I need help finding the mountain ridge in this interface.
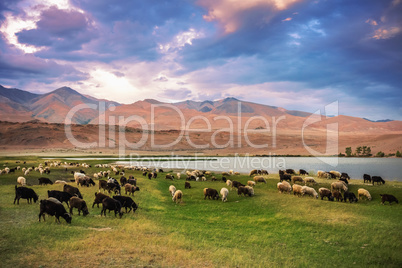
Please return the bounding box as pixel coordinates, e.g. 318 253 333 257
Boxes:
0 85 398 127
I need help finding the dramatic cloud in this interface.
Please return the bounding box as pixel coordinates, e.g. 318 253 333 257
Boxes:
0 0 401 120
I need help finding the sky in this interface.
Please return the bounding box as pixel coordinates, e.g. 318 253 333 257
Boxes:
0 0 401 120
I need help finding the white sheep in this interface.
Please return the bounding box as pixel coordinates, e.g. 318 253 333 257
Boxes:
331 181 348 193
5 167 10 174
54 180 67 185
253 176 267 184
201 176 206 181
247 181 256 187
172 190 183 204
292 184 303 197
358 188 372 201
226 179 232 188
74 172 86 184
234 172 240 175
220 188 229 202
329 170 341 178
169 185 176 197
245 186 255 196
22 167 26 173
317 170 326 178
176 173 181 180
302 186 318 199
17 176 26 186
281 180 291 189
277 182 291 194
303 177 317 185
24 170 30 176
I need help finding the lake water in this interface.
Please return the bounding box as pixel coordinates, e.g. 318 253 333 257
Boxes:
111 156 401 181
53 156 401 181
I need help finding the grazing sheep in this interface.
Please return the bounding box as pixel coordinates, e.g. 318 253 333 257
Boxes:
253 176 267 184
234 172 240 175
302 186 318 199
211 176 217 181
372 176 385 185
127 178 137 186
74 172 86 184
286 169 296 174
292 184 303 197
363 174 371 183
380 194 398 205
292 176 304 184
39 199 72 224
319 188 334 201
232 181 245 189
281 180 291 189
279 174 291 182
101 197 123 218
332 190 343 202
277 182 292 194
120 176 127 186
185 181 191 189
14 186 39 204
172 190 183 204
329 170 341 179
204 188 220 200
303 177 317 185
63 184 83 199
69 196 89 216
93 192 109 208
169 185 176 197
238 186 254 197
17 176 26 186
331 181 348 193
340 173 350 180
48 190 73 207
165 174 174 180
343 191 358 203
124 183 140 196
220 188 229 202
177 173 181 180
113 195 138 213
249 169 258 176
54 180 67 185
247 181 256 187
358 188 372 201
299 169 309 175
38 177 53 185
317 170 326 178
226 180 233 188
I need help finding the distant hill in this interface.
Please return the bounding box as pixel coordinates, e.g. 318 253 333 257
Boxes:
0 85 400 135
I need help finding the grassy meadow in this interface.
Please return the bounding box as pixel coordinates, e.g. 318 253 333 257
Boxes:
0 156 401 267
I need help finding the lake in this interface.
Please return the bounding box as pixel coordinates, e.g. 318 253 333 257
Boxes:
52 156 401 181
113 156 401 181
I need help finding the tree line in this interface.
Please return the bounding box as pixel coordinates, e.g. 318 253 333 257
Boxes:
341 146 401 157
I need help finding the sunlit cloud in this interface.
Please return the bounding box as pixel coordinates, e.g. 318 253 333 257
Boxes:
0 0 84 53
372 27 401 39
158 28 205 53
197 0 302 33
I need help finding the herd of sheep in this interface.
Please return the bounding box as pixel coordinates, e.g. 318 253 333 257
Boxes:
3 161 399 224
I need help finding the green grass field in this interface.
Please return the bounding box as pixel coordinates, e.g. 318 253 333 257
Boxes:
0 156 401 267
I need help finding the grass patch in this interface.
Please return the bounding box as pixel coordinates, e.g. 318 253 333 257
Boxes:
0 157 401 267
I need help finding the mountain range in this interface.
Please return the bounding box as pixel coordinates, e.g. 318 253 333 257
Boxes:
0 85 401 154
